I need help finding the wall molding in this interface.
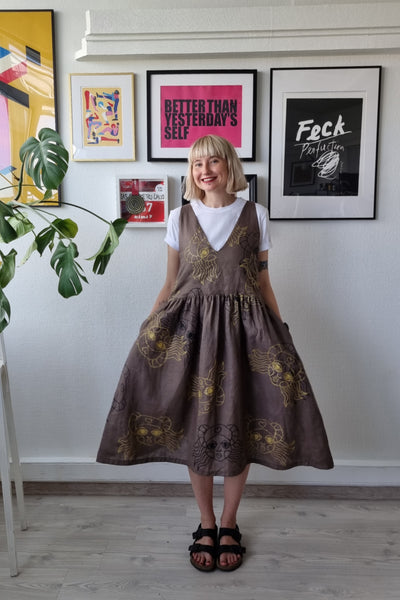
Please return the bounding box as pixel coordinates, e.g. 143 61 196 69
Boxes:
75 3 400 60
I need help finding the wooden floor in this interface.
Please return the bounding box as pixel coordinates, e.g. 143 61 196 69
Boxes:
0 494 399 599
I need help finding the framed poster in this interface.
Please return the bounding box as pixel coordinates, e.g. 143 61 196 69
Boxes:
70 73 135 161
147 70 257 161
181 174 257 205
0 9 59 205
268 67 381 220
117 176 168 227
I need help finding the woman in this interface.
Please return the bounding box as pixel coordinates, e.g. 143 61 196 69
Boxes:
97 135 333 572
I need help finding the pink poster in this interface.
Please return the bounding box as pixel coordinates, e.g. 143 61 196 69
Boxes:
160 85 242 148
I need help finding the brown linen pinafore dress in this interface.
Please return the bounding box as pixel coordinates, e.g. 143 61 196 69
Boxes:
97 201 333 475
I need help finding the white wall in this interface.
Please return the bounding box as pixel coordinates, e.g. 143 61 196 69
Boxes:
2 0 400 486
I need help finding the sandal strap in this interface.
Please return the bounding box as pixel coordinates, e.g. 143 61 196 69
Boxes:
218 526 242 544
189 542 217 558
218 543 246 556
192 524 218 541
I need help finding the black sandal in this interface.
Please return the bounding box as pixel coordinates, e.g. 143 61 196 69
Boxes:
216 525 246 571
188 524 218 572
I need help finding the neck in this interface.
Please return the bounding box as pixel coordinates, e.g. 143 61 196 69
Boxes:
201 192 235 208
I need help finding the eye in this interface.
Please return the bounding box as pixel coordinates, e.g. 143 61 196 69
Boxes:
272 361 283 373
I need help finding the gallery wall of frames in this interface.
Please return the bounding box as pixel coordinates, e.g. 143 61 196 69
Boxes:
1 9 381 224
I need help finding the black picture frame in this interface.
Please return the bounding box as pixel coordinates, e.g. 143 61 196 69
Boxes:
147 69 257 161
268 66 381 220
0 9 60 205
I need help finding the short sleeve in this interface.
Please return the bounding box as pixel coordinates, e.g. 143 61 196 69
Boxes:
255 204 272 252
164 206 181 251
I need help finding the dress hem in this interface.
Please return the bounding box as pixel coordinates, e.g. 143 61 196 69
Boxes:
96 455 334 476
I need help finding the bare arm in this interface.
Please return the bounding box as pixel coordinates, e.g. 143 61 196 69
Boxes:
150 245 180 314
257 250 283 321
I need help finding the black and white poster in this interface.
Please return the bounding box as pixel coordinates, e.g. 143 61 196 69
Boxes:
269 67 381 219
283 98 363 197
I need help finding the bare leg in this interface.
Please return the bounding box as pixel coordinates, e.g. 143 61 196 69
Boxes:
219 464 250 568
188 468 216 569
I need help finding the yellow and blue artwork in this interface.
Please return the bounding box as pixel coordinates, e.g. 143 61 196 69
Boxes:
0 10 58 204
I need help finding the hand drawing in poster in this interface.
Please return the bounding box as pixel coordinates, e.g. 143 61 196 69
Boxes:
160 85 242 148
283 98 363 197
82 87 122 147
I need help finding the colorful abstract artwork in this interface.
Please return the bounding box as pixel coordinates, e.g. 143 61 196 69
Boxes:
82 87 122 147
70 74 135 161
0 10 58 204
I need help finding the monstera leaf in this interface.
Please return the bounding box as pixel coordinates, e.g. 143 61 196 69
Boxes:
19 127 69 193
89 218 127 275
0 127 127 332
50 240 88 298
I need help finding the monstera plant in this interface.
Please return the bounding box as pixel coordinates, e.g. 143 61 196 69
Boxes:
0 127 127 333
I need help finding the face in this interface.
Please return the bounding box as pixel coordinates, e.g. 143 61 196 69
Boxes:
192 155 229 195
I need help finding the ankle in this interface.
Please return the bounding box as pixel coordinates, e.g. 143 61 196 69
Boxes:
220 515 237 530
200 516 216 530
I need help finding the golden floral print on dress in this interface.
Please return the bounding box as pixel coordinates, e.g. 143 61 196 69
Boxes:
248 343 310 407
227 225 248 247
239 255 260 294
247 417 295 467
183 227 220 285
227 294 259 327
117 412 184 460
189 361 226 415
136 313 187 368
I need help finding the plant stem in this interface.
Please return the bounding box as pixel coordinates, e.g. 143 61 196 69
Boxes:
41 200 111 225
13 161 25 202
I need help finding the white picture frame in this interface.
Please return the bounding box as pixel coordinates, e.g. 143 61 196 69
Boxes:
116 176 168 227
70 73 135 162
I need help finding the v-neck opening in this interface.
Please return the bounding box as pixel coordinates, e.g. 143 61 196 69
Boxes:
188 200 250 254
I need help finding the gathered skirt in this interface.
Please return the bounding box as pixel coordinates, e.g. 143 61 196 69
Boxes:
97 291 334 476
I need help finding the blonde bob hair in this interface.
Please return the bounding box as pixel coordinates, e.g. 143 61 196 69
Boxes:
183 135 248 201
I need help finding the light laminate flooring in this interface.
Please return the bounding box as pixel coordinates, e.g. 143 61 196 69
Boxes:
0 494 399 599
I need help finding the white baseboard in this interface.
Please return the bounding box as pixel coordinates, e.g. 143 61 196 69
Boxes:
17 459 400 487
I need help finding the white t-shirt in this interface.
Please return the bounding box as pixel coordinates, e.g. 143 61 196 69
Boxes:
164 198 272 252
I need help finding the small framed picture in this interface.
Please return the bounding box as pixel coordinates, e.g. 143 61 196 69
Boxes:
181 174 257 204
70 73 135 161
117 177 168 227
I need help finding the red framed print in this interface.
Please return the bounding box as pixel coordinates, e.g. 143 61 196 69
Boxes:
117 176 168 227
147 70 257 161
